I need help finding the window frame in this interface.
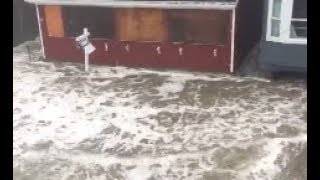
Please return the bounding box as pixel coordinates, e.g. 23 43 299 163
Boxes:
266 0 307 44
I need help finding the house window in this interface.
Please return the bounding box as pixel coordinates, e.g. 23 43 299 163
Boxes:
270 0 281 37
290 0 307 39
267 0 307 44
62 7 115 39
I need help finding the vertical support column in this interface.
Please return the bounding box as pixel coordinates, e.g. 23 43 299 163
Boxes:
36 5 45 58
230 9 236 73
44 5 65 37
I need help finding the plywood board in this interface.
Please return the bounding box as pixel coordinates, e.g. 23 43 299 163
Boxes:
44 5 65 37
168 10 229 44
115 8 169 41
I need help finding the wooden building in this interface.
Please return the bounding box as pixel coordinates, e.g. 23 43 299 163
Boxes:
24 0 262 73
258 0 307 73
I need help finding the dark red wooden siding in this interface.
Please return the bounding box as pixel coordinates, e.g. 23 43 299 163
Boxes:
39 6 233 73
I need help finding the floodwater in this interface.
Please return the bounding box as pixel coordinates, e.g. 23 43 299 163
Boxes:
13 39 307 180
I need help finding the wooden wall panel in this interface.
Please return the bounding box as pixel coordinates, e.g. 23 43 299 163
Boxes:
115 8 169 41
168 10 229 44
43 37 231 72
44 5 65 37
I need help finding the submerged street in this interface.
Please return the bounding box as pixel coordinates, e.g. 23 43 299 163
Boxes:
13 39 307 180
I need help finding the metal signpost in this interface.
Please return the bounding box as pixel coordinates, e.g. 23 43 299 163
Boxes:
75 28 96 72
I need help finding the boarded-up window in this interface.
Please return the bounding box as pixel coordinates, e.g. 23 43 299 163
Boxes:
114 9 229 44
60 7 229 44
168 10 229 44
115 8 169 41
62 7 115 39
44 6 65 37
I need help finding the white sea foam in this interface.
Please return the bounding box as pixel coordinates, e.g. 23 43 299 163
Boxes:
13 39 307 180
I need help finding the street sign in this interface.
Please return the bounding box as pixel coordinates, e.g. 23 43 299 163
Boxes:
75 28 96 71
76 28 96 55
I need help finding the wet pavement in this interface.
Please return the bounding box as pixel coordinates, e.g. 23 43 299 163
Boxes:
13 39 307 180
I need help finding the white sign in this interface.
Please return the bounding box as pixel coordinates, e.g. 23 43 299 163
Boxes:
84 43 96 55
76 28 96 55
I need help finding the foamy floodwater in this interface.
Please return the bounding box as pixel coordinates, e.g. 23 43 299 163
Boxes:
13 39 307 180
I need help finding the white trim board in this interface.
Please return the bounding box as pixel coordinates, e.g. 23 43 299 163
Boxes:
36 5 46 59
230 8 235 73
25 0 238 10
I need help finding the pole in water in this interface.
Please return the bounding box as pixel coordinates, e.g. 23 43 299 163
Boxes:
27 44 31 61
85 52 89 72
76 28 95 72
